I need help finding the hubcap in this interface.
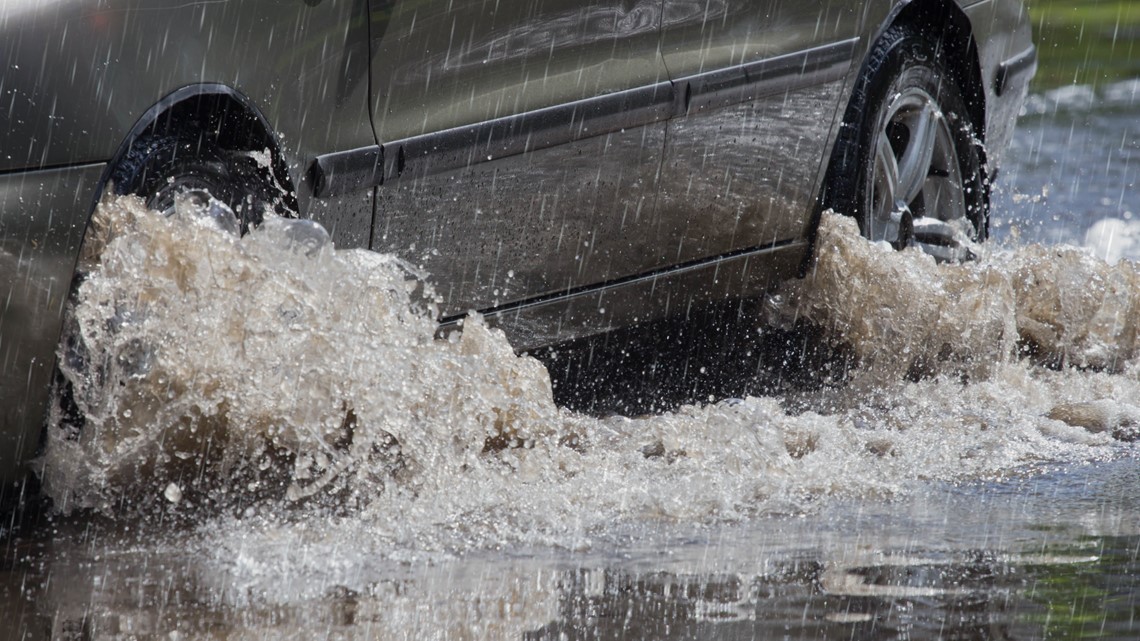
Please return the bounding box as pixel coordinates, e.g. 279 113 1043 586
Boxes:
869 87 974 261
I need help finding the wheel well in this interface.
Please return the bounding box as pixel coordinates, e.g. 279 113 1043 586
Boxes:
107 86 298 214
889 0 986 151
802 2 990 275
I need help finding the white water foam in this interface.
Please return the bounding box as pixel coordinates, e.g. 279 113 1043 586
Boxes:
1020 78 1140 116
40 199 1137 556
1085 217 1140 265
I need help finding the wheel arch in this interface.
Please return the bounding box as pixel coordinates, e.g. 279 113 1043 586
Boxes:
95 83 298 214
887 0 987 152
47 84 303 466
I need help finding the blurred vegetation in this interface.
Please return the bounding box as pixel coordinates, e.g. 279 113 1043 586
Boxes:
1020 535 1140 639
1028 0 1140 89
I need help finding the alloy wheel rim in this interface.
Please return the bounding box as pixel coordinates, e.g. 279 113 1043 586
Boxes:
868 87 973 260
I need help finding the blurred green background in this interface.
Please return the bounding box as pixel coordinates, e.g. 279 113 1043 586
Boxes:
1028 0 1140 89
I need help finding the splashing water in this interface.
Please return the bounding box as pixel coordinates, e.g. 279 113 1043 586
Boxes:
781 213 1140 378
44 194 569 517
40 197 1137 553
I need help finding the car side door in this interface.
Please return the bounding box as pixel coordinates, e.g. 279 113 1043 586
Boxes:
656 0 863 268
363 0 672 320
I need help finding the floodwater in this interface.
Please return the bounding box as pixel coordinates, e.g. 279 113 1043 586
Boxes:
992 78 1140 260
2 82 1139 640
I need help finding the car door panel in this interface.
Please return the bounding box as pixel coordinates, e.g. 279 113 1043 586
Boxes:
367 0 671 316
375 114 668 318
368 0 667 141
657 0 863 258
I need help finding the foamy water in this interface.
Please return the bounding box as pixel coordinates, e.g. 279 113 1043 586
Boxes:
41 196 1138 556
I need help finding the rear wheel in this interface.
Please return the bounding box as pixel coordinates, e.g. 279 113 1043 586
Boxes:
50 129 281 440
110 131 275 232
822 25 986 261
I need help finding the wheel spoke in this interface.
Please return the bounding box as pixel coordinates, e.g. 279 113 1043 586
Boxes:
895 103 938 206
843 31 984 263
874 134 900 221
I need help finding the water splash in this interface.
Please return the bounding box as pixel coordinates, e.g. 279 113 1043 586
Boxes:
782 213 1140 378
39 199 1136 553
43 194 575 516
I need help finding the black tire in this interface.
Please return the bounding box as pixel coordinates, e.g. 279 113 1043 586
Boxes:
821 25 986 260
110 131 274 233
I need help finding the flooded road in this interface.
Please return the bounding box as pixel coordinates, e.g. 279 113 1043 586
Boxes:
4 459 1137 639
992 78 1140 259
3 83 1139 639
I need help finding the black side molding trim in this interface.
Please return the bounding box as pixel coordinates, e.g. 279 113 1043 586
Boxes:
389 81 675 182
995 44 1037 97
311 82 673 197
677 38 859 113
311 38 859 197
310 145 383 199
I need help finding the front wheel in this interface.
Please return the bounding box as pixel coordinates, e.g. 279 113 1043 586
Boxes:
822 25 987 261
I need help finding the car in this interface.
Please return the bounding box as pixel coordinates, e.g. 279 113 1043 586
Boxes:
0 0 1035 496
